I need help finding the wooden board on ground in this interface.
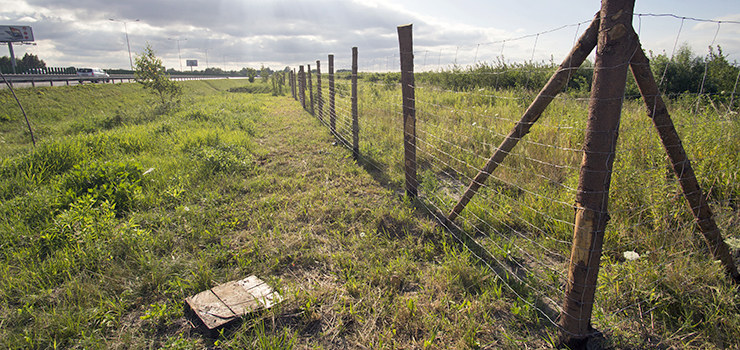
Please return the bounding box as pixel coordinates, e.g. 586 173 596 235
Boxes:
185 275 282 329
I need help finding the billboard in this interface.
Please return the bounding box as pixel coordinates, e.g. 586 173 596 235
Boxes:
186 60 198 67
0 26 34 42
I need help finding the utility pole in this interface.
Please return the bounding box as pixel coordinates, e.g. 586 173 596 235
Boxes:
109 18 140 71
201 47 212 69
168 37 187 71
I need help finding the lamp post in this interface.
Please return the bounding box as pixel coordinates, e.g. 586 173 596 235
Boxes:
222 54 229 72
168 37 187 71
109 18 140 71
201 47 212 69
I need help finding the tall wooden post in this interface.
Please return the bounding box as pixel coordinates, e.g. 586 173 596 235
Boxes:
299 65 306 109
559 1 637 348
290 69 296 100
630 48 740 283
329 54 336 136
317 60 323 122
398 24 417 197
352 47 359 158
293 68 297 101
308 64 314 115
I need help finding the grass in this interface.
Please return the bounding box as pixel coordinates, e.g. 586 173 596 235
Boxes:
1 74 739 349
316 73 740 348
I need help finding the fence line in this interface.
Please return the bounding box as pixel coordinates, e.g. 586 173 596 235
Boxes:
286 3 740 348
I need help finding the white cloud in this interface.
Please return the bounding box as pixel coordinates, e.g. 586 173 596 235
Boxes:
2 0 739 71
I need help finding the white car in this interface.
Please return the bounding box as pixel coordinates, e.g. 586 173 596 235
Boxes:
76 67 110 83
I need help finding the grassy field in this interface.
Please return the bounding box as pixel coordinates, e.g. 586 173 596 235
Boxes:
1 77 739 349
325 73 740 349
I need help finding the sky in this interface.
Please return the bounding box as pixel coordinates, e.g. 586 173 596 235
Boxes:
1 0 739 72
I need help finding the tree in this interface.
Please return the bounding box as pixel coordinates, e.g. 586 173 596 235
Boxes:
134 43 182 105
0 56 14 66
0 53 46 68
271 71 285 96
245 67 257 83
20 53 45 68
204 67 224 75
260 64 270 83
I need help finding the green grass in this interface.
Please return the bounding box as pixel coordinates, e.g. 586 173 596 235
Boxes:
1 75 739 349
314 73 740 348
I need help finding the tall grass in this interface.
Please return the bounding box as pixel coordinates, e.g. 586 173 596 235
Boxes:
316 70 740 348
2 71 739 349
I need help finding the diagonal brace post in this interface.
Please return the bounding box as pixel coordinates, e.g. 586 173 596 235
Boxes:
629 46 740 283
447 13 600 222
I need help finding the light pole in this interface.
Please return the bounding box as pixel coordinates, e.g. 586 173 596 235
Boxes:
168 37 187 71
201 47 212 69
222 54 229 72
109 18 140 71
237 57 245 74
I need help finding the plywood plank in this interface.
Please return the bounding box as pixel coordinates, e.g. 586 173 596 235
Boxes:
185 275 281 329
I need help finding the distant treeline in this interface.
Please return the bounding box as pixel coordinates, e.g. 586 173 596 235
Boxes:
0 53 46 68
402 44 738 104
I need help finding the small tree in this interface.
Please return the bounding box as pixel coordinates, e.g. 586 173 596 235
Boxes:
134 43 182 104
245 68 257 83
271 71 285 96
260 64 270 83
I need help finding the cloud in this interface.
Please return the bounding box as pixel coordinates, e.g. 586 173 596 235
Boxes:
3 0 739 71
3 0 524 70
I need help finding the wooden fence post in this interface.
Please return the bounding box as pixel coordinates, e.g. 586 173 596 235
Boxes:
308 64 314 115
329 54 336 136
293 68 297 100
630 48 740 283
558 1 636 348
317 60 323 122
299 65 306 109
398 24 417 198
352 47 359 158
290 69 295 99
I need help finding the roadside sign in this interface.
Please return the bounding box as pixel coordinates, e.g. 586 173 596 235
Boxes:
0 26 34 42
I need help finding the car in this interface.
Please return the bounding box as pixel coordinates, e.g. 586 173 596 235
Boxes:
76 67 110 83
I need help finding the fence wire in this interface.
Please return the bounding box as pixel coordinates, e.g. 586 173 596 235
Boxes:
292 10 740 341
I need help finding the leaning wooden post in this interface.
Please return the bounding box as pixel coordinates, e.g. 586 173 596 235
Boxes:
630 47 740 283
558 1 637 348
398 24 418 197
317 60 324 122
308 64 315 115
329 54 336 136
352 47 359 159
447 13 601 222
299 65 306 109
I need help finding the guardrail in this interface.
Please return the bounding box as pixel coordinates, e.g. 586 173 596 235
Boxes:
0 65 77 75
1 74 240 88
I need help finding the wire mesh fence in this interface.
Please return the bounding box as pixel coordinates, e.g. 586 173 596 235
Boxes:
286 3 740 346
